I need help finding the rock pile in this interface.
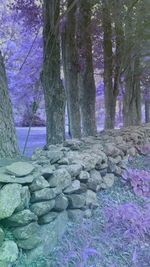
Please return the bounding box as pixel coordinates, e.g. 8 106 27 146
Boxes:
0 124 150 264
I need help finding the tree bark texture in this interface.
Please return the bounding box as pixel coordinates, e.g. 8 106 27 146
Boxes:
77 0 96 136
0 51 19 158
42 0 66 145
102 0 116 129
123 11 141 127
61 0 81 139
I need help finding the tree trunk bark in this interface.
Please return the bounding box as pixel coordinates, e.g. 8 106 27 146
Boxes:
145 87 150 123
102 0 115 129
77 0 96 136
42 0 66 145
61 0 81 139
0 51 19 158
123 55 141 126
122 11 141 127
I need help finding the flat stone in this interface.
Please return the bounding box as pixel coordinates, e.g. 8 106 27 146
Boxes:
64 180 81 194
29 176 50 192
30 200 55 217
0 184 22 220
0 241 19 267
48 169 72 190
17 233 41 250
54 194 68 211
31 188 56 202
12 222 40 240
7 209 38 227
0 168 39 184
0 227 4 246
38 212 58 224
6 162 35 177
67 194 86 209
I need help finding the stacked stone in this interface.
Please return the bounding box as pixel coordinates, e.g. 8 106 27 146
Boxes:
1 124 150 263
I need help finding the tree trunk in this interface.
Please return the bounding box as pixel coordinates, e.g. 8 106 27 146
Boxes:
0 51 19 158
145 88 150 123
123 55 141 126
77 0 96 136
61 0 81 139
42 0 66 145
122 10 141 127
102 0 115 129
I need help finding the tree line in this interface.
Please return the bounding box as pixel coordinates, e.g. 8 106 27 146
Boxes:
0 0 150 158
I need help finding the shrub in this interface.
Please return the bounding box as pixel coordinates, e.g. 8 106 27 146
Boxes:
122 168 150 197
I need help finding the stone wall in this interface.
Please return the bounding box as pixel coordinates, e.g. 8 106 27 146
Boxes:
1 124 150 266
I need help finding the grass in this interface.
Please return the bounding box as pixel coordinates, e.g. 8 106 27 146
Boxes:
13 154 150 267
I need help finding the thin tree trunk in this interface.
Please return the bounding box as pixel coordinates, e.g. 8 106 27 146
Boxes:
42 0 66 145
61 0 81 139
145 88 150 123
77 0 96 136
102 0 115 129
0 51 19 158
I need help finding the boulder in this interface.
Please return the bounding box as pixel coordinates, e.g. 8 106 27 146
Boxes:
57 157 69 165
68 209 84 221
48 169 72 190
16 233 41 250
64 180 81 194
75 183 87 193
95 151 108 170
63 139 83 150
31 188 56 202
38 212 58 224
54 194 68 211
66 164 82 178
7 209 38 226
15 186 31 212
12 222 40 240
40 166 56 179
67 194 86 209
30 200 55 217
29 176 50 192
0 241 19 267
103 143 121 157
78 171 90 182
0 184 22 220
46 150 64 164
26 211 68 260
87 170 102 192
6 162 34 177
85 190 99 208
101 173 115 188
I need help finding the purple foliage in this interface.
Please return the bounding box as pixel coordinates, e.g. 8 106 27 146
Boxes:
104 202 150 242
122 168 150 197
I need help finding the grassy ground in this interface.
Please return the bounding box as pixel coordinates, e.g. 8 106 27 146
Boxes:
13 155 150 267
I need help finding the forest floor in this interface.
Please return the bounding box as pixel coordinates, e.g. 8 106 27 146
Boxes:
14 155 150 267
